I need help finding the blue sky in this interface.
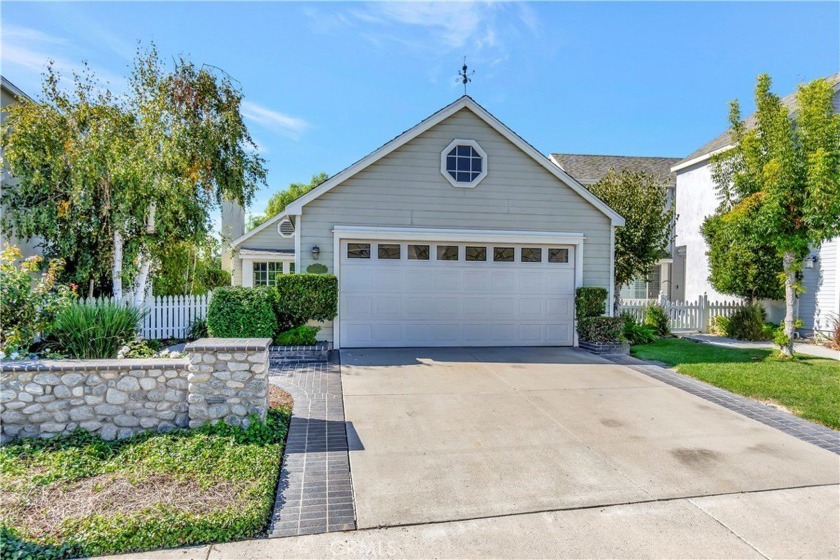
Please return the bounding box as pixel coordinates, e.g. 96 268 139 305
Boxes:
3 1 838 217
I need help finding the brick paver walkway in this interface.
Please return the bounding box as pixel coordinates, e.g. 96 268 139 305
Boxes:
608 354 840 454
267 355 355 537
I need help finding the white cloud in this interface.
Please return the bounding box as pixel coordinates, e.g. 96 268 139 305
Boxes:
1 24 127 93
241 100 309 141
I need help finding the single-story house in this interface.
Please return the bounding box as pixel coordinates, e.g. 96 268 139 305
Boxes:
672 73 840 336
225 96 624 348
548 154 680 301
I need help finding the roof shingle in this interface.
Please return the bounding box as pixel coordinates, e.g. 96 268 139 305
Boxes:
548 154 680 188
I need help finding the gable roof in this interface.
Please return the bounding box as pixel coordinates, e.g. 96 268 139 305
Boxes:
549 154 679 188
1 76 32 102
280 95 624 226
673 73 840 172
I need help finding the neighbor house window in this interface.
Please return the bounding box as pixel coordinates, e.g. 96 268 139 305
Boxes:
493 247 514 262
408 244 430 260
548 248 569 263
440 140 487 187
347 243 371 258
253 262 282 286
289 263 295 274
437 245 459 261
465 246 487 261
378 244 401 259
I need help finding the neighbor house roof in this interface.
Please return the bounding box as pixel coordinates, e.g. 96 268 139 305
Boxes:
548 154 680 188
278 95 624 226
673 73 840 172
1 76 32 102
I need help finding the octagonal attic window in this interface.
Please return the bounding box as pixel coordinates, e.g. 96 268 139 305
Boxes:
441 139 487 188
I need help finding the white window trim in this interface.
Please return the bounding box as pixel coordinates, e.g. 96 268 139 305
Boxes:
277 217 295 238
331 225 585 350
440 139 488 188
239 253 295 287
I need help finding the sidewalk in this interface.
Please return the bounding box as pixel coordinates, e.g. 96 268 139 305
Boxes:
683 334 840 360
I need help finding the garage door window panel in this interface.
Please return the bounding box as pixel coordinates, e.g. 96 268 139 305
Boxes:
408 244 430 260
465 246 487 262
521 247 542 263
437 245 459 261
493 247 515 262
548 248 569 263
348 243 371 259
378 244 401 260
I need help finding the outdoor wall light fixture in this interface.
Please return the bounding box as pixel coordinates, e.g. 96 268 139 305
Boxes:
311 246 320 260
805 255 818 269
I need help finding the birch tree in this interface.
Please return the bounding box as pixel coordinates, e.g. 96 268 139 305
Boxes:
710 74 840 357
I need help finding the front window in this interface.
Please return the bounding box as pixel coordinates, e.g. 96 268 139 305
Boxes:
441 139 487 187
253 262 283 286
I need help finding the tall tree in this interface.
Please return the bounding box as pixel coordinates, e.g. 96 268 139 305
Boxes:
1 46 266 303
249 172 328 230
710 74 840 357
701 196 784 301
589 169 675 312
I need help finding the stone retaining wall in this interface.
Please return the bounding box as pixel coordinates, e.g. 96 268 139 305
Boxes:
1 338 271 443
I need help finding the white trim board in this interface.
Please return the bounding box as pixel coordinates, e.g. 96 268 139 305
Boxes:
285 96 624 226
671 145 733 173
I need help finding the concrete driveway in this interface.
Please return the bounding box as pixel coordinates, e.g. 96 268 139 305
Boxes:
341 347 839 530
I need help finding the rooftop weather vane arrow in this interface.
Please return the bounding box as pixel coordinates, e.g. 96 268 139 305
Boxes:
458 57 474 95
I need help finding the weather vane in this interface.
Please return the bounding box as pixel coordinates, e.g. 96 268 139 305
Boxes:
458 57 474 95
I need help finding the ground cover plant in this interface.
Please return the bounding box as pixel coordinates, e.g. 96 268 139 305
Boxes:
0 404 292 558
631 338 840 429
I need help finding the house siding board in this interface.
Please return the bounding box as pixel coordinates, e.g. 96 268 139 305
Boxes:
299 108 614 344
801 238 840 334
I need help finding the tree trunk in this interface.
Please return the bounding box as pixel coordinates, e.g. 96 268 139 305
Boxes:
780 251 797 358
133 251 151 308
112 229 124 301
613 282 621 316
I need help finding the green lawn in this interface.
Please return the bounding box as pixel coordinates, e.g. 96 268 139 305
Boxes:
0 407 291 559
631 338 840 430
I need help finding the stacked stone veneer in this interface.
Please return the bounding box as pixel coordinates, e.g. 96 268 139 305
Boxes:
1 338 270 443
185 338 270 429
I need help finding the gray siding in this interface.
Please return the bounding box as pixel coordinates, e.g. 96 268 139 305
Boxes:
232 226 296 286
800 237 839 335
299 107 613 287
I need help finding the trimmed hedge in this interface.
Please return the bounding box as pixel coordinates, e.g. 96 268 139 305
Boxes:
274 274 338 329
577 316 624 343
206 287 277 338
274 325 319 346
575 287 608 319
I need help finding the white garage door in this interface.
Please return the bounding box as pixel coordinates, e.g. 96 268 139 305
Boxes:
338 240 575 347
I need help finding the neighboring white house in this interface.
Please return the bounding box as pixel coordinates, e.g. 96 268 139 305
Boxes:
226 95 624 348
1 76 42 260
548 154 680 301
672 73 840 336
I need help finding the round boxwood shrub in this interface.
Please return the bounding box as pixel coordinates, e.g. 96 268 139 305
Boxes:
575 287 608 319
206 287 277 338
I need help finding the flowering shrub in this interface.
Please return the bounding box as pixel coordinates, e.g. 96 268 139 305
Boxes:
0 246 76 355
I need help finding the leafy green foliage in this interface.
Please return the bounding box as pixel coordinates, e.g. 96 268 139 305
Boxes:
0 246 77 354
274 274 338 329
621 313 659 345
206 287 277 338
630 338 840 429
588 170 675 310
723 304 768 341
0 46 266 300
249 173 328 230
306 263 329 275
644 304 670 336
153 240 230 296
575 287 608 319
709 74 840 356
187 318 208 340
577 317 624 343
0 408 291 558
50 302 146 359
701 196 784 301
274 326 320 346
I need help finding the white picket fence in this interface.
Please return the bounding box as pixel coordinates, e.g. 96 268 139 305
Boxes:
82 293 212 340
620 295 746 332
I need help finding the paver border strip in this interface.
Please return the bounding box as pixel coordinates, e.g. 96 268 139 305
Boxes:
267 352 356 537
605 353 840 454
